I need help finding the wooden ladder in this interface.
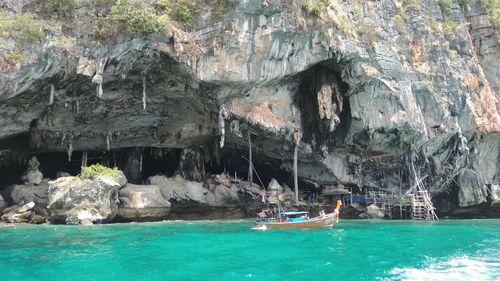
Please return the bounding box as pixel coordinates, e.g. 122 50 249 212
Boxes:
412 190 438 220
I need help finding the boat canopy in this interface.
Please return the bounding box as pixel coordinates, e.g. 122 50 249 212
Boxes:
283 211 309 215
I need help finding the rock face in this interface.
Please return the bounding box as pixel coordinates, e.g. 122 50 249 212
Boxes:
0 0 499 218
1 202 35 223
21 157 43 185
490 185 500 207
267 178 295 208
457 169 488 207
148 175 264 219
47 172 126 224
117 184 171 221
0 194 7 211
360 204 385 219
8 181 49 216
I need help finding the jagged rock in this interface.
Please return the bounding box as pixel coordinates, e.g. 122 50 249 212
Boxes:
29 213 46 224
0 194 6 212
1 202 35 223
21 156 43 185
457 169 488 207
8 181 49 216
265 179 295 207
175 148 206 182
117 184 171 221
268 179 283 194
359 204 385 219
490 185 500 207
148 175 263 219
47 172 126 224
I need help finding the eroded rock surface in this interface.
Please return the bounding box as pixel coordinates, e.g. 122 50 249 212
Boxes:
0 194 7 211
47 172 126 224
148 175 264 219
117 184 171 221
1 201 35 223
8 181 49 216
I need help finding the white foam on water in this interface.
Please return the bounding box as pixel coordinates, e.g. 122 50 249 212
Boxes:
385 255 500 281
251 225 267 231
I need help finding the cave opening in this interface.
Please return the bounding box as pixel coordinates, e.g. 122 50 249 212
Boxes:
295 63 351 151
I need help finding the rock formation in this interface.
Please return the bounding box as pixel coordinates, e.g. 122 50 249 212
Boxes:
360 204 385 219
8 180 49 217
0 0 499 219
0 194 6 212
0 201 36 223
47 171 126 225
21 157 43 185
117 183 171 221
148 174 264 219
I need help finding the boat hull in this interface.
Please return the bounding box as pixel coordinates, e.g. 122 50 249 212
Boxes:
255 213 338 229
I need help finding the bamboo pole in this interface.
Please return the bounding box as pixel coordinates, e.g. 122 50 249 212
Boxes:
294 143 299 204
248 132 253 184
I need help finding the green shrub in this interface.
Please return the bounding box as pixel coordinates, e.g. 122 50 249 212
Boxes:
0 13 46 43
302 0 330 15
3 50 28 65
169 1 199 27
481 0 500 28
109 0 169 34
80 164 122 182
44 0 79 20
438 0 452 17
405 0 421 11
457 0 470 9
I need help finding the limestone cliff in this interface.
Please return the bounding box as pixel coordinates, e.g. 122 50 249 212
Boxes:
0 0 499 218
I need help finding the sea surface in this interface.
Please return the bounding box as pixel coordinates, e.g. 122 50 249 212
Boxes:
0 219 499 281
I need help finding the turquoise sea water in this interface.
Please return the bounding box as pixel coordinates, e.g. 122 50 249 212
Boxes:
0 220 499 281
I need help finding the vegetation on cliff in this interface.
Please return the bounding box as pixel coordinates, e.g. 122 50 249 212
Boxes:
481 0 500 28
80 164 122 182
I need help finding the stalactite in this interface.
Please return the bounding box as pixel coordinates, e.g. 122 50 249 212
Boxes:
142 73 147 110
67 141 73 162
139 149 143 173
97 83 103 98
81 151 88 169
106 133 111 151
49 84 55 105
76 100 80 114
91 57 107 98
218 105 228 148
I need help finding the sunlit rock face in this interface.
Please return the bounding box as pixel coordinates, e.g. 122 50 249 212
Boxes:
116 183 171 222
47 172 126 225
0 0 499 217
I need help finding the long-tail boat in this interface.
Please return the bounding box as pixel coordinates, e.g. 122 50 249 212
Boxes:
254 200 341 230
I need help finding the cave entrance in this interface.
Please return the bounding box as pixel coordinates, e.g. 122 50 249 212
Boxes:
296 63 350 151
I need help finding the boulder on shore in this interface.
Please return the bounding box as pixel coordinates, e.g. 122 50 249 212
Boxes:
8 181 49 217
148 174 264 219
47 169 126 225
1 202 35 223
117 184 171 221
359 204 385 219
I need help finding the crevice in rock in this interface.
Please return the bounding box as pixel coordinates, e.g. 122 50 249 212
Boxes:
295 62 350 152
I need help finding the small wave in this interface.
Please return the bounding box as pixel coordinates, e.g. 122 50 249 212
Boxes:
385 255 500 281
251 225 267 231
